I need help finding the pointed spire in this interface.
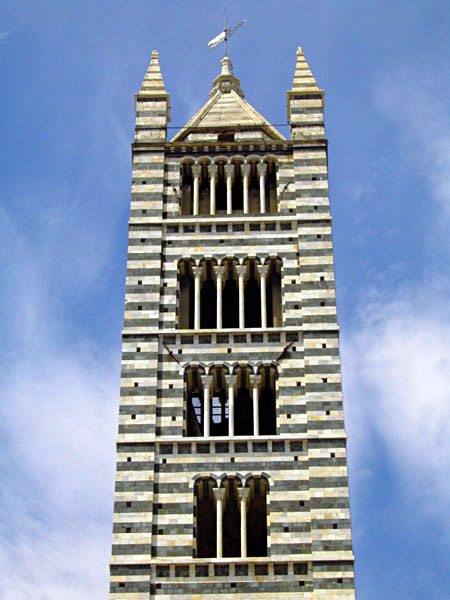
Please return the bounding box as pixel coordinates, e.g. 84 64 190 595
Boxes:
290 46 319 91
140 50 167 94
210 56 244 98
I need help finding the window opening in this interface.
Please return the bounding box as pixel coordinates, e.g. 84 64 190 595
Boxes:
244 260 261 328
195 478 217 558
180 163 193 215
222 260 239 328
234 367 253 435
259 366 277 435
232 163 243 212
179 260 194 329
200 261 217 329
266 258 282 327
223 478 241 557
216 162 227 213
247 477 268 557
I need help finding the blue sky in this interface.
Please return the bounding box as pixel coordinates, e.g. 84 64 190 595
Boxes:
0 1 449 598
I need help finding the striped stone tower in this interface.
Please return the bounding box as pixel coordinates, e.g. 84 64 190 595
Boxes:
110 47 356 599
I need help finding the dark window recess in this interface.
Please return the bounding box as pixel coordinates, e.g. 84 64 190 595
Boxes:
234 334 246 343
165 335 176 345
137 280 142 285
333 523 338 529
162 458 167 464
250 223 261 231
274 563 288 575
251 333 264 343
320 276 325 281
294 563 307 575
167 225 178 233
136 347 141 352
265 223 276 231
184 225 195 233
268 333 280 342
299 500 305 507
231 457 235 463
126 501 131 507
322 343 326 348
169 384 173 389
294 456 298 461
296 382 301 387
138 306 142 311
216 224 228 232
178 443 191 454
234 442 248 453
181 335 193 344
197 443 210 454
140 238 146 243
313 206 318 210
195 565 209 577
232 224 244 232
175 566 189 577
287 414 291 419
322 378 328 383
217 334 229 343
255 564 268 576
126 527 131 533
317 234 321 238
253 442 268 453
134 382 138 387
119 583 125 588
338 578 343 584
273 441 285 452
156 566 169 577
235 564 248 576
284 526 289 533
199 335 212 344
281 223 292 230
215 443 229 454
312 176 317 181
290 441 303 452
287 332 298 342
171 416 176 421
299 581 305 587
200 225 211 233
142 209 147 214
326 410 330 415
214 564 229 576
320 301 325 306
231 583 237 588
160 445 173 455
331 452 335 458
227 348 232 353
218 132 234 141
131 414 136 420
127 457 131 462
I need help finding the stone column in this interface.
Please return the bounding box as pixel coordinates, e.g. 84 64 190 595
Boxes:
237 488 250 557
225 375 237 436
225 164 234 215
192 164 202 216
241 163 251 214
238 264 247 329
193 265 202 330
257 264 269 328
208 164 218 215
257 162 267 214
213 488 226 558
250 375 261 436
201 375 213 437
214 265 225 329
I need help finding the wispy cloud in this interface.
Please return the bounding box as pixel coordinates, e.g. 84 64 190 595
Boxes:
343 276 450 521
0 32 10 44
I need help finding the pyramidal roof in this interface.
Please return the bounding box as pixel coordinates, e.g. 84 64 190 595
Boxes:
140 49 168 95
171 57 285 142
290 46 319 91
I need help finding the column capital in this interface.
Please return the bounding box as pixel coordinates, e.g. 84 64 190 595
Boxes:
201 375 213 389
238 264 247 279
257 162 267 177
214 265 225 279
213 487 226 509
208 164 218 178
241 163 251 178
249 374 262 389
192 164 202 178
224 163 235 180
257 264 269 279
225 374 237 388
192 266 202 279
237 487 251 510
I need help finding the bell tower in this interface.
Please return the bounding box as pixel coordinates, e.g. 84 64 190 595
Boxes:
110 47 356 599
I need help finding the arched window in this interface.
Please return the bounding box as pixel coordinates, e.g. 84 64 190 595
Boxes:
244 259 262 328
222 259 239 328
246 476 268 557
178 259 194 329
200 260 217 329
234 366 253 436
266 258 282 327
259 365 277 435
222 477 241 557
180 162 193 215
194 478 217 558
185 366 204 437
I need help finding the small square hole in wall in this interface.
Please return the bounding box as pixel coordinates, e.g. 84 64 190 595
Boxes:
322 378 327 383
169 384 173 389
333 523 337 529
142 180 147 184
296 382 301 387
227 348 231 353
171 416 176 421
158 529 163 535
127 457 131 462
317 234 321 238
313 205 318 210
320 301 325 306
142 209 147 214
136 347 141 352
337 578 343 584
289 237 294 242
322 343 326 348
138 305 142 311
320 276 325 281
131 414 136 420
312 176 317 181
119 582 125 588
162 458 166 464
294 456 298 461
299 500 305 506
326 410 330 415
126 527 131 533
287 414 291 419
178 349 182 354
231 583 237 588
299 581 305 587
140 238 146 243
163 283 167 287
331 452 335 458
291 279 295 284
138 280 142 285
126 501 131 507
289 208 295 213
231 457 235 463
294 304 299 310
284 526 289 532
134 382 138 387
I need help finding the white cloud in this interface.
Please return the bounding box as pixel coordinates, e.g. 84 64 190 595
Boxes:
0 32 10 44
342 278 450 520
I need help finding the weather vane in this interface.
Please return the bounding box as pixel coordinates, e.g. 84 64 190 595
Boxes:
208 11 247 57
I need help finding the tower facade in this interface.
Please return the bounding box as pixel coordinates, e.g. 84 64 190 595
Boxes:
110 48 356 599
